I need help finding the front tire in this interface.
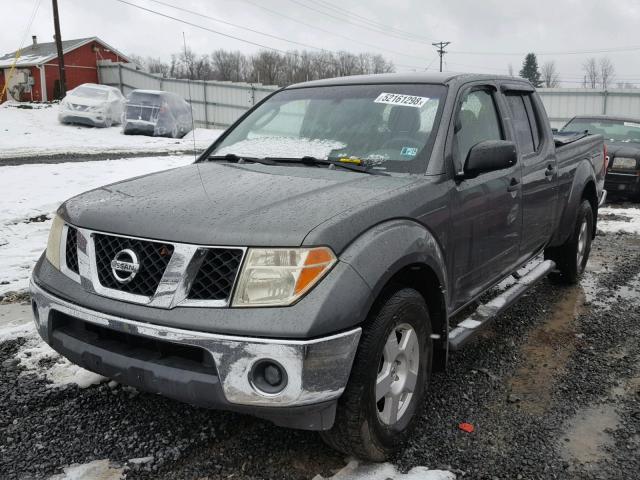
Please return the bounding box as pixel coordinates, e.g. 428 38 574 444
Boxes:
321 288 432 461
545 199 594 284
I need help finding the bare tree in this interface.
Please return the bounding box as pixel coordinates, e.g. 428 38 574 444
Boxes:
541 61 560 87
129 49 396 86
211 50 248 82
582 57 599 88
616 81 638 89
599 57 615 90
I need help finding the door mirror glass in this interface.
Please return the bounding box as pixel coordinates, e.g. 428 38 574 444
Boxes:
464 140 517 177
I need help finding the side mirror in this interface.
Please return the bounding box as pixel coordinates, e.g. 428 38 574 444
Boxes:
551 128 559 134
464 140 517 178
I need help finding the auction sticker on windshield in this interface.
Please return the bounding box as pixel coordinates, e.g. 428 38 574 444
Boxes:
374 92 429 108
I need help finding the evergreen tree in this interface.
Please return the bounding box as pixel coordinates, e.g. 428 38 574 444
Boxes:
519 53 542 87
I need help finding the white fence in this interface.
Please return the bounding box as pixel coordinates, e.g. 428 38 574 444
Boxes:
538 88 640 129
98 62 640 130
97 61 278 128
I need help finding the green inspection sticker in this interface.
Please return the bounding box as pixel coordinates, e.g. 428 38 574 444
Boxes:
401 147 418 157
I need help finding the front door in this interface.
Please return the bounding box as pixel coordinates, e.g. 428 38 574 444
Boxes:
449 86 522 310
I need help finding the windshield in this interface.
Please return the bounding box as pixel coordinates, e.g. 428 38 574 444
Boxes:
562 118 640 143
128 92 163 106
72 86 109 100
211 84 447 173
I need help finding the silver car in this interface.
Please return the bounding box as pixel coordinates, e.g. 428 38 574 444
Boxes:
122 90 193 138
58 83 125 128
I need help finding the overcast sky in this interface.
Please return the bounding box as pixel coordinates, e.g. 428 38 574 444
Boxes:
2 0 640 87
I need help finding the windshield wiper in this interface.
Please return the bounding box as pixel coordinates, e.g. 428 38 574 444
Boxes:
266 156 388 175
207 153 277 166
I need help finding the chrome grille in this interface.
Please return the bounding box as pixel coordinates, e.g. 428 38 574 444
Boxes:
188 248 243 300
65 227 79 274
93 233 174 297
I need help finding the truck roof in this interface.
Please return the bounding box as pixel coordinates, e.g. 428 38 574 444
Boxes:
287 72 532 89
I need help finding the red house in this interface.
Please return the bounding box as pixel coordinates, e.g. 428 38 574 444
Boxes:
0 36 130 103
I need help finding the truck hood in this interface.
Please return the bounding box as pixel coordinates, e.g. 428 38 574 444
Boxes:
59 162 417 248
607 141 640 158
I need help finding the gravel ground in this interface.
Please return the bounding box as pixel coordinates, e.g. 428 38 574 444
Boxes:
1 218 639 479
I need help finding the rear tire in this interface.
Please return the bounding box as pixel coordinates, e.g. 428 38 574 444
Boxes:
545 199 594 284
320 288 432 461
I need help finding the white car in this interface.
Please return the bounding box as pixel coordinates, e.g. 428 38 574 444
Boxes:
58 83 125 128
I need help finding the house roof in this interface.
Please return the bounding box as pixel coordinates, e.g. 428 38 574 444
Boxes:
0 36 130 68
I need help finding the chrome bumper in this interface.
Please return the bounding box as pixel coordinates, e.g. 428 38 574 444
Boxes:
29 280 361 407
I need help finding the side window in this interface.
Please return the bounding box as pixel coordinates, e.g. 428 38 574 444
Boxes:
523 95 541 150
506 93 535 155
454 89 503 165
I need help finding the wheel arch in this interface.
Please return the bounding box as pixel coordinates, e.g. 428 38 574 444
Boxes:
550 161 598 247
339 219 449 369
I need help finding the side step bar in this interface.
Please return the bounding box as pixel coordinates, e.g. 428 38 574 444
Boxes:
448 259 556 351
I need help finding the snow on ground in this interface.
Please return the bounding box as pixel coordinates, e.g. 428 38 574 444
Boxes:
0 102 222 159
598 206 640 234
48 459 125 480
0 311 104 389
15 333 106 388
313 460 456 480
0 155 193 294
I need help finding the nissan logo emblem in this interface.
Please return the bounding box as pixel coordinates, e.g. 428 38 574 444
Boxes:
110 248 140 284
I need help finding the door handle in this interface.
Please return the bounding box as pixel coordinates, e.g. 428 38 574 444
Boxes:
507 178 520 192
545 164 556 177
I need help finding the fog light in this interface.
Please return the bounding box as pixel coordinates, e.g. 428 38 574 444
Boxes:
250 360 288 395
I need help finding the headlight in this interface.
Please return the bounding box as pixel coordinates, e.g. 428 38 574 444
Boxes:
612 157 638 170
232 247 337 307
45 215 64 270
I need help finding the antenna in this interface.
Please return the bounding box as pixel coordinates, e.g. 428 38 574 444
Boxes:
183 31 197 161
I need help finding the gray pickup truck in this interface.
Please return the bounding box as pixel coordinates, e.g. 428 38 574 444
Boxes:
31 73 606 460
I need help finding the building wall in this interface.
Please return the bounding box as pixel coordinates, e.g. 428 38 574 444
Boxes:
40 40 127 101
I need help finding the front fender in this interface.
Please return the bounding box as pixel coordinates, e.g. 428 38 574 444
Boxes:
550 159 596 247
339 219 448 310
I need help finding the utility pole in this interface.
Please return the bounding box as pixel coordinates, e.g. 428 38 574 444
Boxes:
431 41 451 72
52 0 66 98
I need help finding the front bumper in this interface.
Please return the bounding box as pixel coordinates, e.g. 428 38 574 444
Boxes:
30 280 361 429
58 111 106 127
605 172 640 196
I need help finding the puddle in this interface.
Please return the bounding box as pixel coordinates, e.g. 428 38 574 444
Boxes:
507 286 583 414
559 405 620 468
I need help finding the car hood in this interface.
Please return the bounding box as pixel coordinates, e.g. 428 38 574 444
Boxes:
607 141 640 158
64 95 109 107
59 162 418 249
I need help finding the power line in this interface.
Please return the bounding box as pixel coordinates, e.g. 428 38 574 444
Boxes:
450 45 640 56
285 0 434 46
145 0 329 52
238 0 433 64
111 0 425 73
311 0 434 43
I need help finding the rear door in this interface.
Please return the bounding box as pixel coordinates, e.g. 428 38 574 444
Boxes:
449 84 522 308
503 87 558 259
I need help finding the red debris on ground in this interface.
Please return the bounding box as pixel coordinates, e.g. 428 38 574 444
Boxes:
458 422 475 433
